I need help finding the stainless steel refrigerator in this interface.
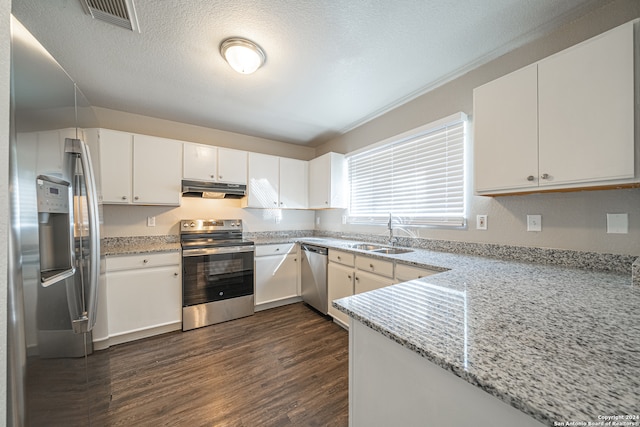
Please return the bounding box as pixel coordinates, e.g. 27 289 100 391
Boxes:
8 17 105 426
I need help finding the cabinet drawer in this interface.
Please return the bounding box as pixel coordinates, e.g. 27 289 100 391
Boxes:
395 263 437 282
106 252 180 272
329 249 355 267
255 243 296 257
355 256 394 278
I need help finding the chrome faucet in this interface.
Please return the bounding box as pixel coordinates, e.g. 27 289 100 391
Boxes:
388 213 398 246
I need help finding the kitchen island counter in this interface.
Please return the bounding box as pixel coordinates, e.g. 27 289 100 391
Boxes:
298 237 639 426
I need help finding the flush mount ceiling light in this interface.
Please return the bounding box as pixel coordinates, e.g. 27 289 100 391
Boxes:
220 37 266 75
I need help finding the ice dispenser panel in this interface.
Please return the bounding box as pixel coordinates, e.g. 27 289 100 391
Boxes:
36 176 75 287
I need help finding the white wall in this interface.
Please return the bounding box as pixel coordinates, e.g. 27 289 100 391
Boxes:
315 0 640 256
102 198 315 237
1 0 11 424
92 107 316 161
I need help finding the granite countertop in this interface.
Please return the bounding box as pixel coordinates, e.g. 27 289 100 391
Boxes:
102 235 181 256
293 237 640 426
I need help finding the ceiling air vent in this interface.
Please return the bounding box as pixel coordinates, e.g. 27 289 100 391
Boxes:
80 0 140 32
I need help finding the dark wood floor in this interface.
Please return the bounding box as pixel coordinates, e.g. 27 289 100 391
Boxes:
85 302 349 426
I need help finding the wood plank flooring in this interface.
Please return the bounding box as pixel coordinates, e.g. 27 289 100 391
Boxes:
87 302 349 426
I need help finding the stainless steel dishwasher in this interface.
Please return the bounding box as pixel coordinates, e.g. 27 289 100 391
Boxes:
300 244 328 314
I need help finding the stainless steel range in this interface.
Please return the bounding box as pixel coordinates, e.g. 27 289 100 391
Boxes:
180 219 255 331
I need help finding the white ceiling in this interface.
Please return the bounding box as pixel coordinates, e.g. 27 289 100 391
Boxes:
12 0 604 146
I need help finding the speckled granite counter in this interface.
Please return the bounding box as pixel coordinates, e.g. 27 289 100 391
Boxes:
102 235 181 256
292 237 640 426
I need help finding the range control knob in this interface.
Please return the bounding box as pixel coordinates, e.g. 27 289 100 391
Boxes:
190 222 196 227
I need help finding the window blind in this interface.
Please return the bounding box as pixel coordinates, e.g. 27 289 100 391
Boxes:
347 113 467 227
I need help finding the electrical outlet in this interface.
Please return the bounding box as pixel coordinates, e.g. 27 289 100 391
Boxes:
606 213 628 234
476 215 487 230
316 216 321 226
527 214 541 232
147 216 156 227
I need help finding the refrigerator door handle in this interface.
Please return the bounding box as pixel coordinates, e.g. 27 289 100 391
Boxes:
66 138 101 332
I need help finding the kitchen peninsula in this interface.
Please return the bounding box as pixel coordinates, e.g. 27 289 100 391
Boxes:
287 238 640 427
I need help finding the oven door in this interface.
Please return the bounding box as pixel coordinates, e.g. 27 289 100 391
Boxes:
182 246 254 307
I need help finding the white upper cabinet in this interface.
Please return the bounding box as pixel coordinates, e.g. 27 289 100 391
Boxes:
246 152 280 208
473 21 637 195
245 153 308 209
537 22 635 187
183 143 217 181
474 64 538 192
308 152 346 209
279 157 308 209
218 148 248 184
87 129 182 205
183 144 247 184
132 134 182 205
88 128 133 204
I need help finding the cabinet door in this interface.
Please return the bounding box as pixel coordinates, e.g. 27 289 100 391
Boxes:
255 253 298 305
309 154 330 208
328 263 354 326
247 152 280 208
279 158 308 209
183 143 217 181
473 64 538 193
355 270 394 294
132 134 182 205
218 148 248 184
538 22 634 186
309 152 346 208
106 265 182 338
98 129 133 203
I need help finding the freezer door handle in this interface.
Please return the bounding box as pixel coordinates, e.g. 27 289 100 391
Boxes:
66 138 101 333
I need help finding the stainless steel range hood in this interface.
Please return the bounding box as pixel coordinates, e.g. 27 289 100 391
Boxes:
181 180 246 199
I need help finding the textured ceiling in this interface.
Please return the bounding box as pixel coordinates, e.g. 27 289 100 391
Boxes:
12 0 603 146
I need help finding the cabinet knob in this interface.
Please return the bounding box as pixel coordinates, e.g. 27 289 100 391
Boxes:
174 272 179 277
337 256 341 260
273 201 277 205
275 248 280 251
122 196 128 200
219 175 223 180
541 173 550 180
369 263 374 269
210 174 215 179
348 275 352 279
294 258 297 262
134 196 139 200
143 259 148 264
527 175 535 181
355 276 359 282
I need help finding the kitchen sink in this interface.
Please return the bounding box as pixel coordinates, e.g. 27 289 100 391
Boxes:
348 243 413 255
349 243 387 251
371 248 413 255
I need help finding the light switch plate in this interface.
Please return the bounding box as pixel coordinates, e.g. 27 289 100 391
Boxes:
607 213 628 234
476 215 487 230
527 214 542 232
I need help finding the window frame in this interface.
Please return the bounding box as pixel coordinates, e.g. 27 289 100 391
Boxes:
346 112 468 228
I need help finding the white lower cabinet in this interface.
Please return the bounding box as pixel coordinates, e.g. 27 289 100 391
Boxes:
355 270 395 294
395 263 438 283
354 255 394 294
327 263 355 327
350 320 545 427
254 244 301 311
105 252 182 346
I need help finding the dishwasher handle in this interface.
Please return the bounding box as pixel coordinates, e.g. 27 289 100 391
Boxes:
301 244 328 256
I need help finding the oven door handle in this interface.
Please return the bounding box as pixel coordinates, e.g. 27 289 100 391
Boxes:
182 246 255 257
